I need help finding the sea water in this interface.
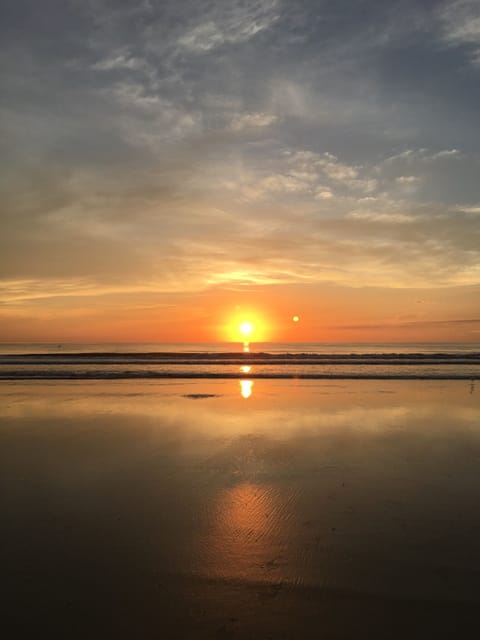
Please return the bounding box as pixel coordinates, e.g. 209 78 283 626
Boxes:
0 342 479 379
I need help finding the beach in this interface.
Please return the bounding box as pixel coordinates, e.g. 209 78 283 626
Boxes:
2 378 480 638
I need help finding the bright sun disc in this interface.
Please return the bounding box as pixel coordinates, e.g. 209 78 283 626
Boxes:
222 309 270 343
239 321 254 337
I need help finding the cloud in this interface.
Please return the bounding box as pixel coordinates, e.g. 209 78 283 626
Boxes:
395 176 420 184
178 22 227 53
346 211 416 225
177 0 279 53
382 149 462 166
91 52 149 72
455 204 480 215
315 190 334 200
335 318 480 331
230 112 277 131
441 0 480 64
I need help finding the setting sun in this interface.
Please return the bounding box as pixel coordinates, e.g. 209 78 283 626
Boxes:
239 321 254 337
219 307 274 343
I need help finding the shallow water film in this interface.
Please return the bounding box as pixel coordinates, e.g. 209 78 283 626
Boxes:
1 379 480 638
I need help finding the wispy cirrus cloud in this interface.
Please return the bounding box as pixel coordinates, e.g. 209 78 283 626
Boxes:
177 0 279 52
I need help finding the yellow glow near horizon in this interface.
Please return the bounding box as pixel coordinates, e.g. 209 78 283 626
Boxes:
220 308 273 343
218 307 273 344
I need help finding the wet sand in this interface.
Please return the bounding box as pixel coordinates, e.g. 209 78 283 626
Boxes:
1 379 480 638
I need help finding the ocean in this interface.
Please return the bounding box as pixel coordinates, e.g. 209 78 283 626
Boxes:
1 342 479 379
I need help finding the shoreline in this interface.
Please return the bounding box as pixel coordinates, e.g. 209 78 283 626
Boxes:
1 371 479 380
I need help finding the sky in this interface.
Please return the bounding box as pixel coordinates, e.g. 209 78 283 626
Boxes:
1 0 480 343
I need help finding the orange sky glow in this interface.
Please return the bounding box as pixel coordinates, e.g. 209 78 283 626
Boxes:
1 281 479 344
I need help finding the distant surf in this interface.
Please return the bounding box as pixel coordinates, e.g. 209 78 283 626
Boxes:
0 343 479 380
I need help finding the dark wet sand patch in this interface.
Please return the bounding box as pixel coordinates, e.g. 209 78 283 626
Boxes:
182 393 223 399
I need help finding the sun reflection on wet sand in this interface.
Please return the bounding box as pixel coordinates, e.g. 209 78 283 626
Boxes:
196 482 295 584
240 379 254 399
